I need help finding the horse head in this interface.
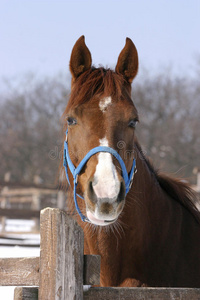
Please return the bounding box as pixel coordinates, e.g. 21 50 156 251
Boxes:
64 36 139 226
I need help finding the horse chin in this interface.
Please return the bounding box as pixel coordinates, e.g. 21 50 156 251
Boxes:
86 210 118 226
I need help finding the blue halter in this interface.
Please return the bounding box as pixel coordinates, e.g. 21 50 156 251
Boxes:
63 130 136 222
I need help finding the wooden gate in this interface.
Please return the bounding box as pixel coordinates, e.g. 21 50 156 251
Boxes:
0 208 200 299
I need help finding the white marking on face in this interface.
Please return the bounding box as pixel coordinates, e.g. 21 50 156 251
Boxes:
92 137 120 200
99 96 112 112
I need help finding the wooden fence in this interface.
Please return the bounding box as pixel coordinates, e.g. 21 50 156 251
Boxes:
0 184 66 234
0 208 200 299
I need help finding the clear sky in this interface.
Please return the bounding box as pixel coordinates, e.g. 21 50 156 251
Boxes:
0 0 200 81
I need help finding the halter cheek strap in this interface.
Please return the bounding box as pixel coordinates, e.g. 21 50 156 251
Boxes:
63 130 137 222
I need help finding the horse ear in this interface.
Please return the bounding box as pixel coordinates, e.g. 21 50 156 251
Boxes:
115 38 138 83
69 35 92 80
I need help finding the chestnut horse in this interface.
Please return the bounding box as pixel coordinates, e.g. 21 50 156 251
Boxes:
63 36 200 287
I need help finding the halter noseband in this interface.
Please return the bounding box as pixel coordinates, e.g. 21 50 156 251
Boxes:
63 130 137 222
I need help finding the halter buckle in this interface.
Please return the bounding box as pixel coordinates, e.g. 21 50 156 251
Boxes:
129 178 134 189
129 166 137 189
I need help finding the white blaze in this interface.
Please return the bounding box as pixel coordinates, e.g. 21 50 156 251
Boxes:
99 96 112 112
93 137 120 200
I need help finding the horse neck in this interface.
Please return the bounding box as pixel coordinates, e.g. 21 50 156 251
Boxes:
125 140 197 246
122 142 165 239
127 141 163 215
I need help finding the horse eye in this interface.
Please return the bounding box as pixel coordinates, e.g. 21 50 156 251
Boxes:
128 119 138 128
67 117 77 126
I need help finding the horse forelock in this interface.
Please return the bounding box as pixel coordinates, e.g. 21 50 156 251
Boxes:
66 67 128 111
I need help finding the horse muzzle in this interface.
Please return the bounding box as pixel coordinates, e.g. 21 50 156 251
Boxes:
85 179 126 226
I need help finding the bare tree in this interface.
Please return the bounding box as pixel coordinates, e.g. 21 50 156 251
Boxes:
133 69 200 182
0 74 70 184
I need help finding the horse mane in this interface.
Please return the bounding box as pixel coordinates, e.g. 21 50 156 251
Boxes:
67 67 128 111
157 173 200 223
135 141 200 224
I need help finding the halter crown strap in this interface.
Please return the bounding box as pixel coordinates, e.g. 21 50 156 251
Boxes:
63 130 136 222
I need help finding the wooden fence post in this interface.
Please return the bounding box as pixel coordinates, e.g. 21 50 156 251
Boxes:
39 208 84 300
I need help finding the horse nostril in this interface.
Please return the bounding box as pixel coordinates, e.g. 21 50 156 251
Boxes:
87 180 97 204
117 181 125 203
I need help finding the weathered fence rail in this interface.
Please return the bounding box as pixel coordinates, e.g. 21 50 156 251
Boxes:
13 286 200 300
0 208 40 219
0 207 200 299
84 287 200 299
